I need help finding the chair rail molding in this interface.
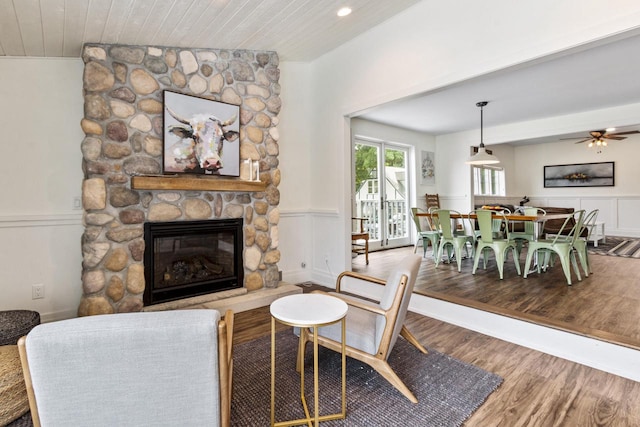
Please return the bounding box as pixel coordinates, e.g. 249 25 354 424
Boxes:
0 213 83 228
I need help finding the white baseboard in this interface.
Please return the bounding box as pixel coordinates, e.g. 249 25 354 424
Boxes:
340 279 640 383
39 308 78 323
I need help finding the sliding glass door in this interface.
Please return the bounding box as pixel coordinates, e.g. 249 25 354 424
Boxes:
353 138 411 250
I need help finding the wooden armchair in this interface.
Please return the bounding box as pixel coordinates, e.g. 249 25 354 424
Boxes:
299 255 426 403
18 309 234 427
351 217 370 265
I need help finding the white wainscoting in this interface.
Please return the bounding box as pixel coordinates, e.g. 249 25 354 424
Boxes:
617 198 640 237
278 210 311 284
533 196 640 238
279 209 342 288
0 213 83 322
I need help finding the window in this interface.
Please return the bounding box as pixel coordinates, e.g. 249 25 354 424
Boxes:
473 166 505 196
367 179 378 195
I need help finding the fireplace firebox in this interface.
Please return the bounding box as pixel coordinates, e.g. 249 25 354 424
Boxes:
143 219 244 306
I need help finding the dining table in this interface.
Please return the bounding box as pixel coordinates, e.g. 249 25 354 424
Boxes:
415 210 574 242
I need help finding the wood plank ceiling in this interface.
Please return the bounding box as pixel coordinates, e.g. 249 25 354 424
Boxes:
0 0 421 61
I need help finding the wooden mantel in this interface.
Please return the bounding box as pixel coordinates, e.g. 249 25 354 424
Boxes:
131 175 267 192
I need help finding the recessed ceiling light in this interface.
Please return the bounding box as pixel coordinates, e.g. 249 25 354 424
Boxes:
337 7 352 17
606 127 616 132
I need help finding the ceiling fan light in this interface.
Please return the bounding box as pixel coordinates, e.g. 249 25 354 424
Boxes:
588 142 594 147
603 140 608 146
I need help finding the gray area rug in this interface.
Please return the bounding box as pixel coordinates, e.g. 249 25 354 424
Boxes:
232 331 502 426
588 236 640 258
5 413 30 427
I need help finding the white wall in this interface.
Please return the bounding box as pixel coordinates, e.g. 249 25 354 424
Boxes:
351 118 435 208
1 58 316 318
293 0 640 284
435 104 640 236
277 62 314 283
511 135 640 238
4 0 640 320
0 57 84 321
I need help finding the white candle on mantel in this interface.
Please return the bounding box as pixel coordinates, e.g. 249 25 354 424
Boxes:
245 159 252 181
254 160 260 181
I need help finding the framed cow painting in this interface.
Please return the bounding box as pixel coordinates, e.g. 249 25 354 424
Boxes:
163 90 240 176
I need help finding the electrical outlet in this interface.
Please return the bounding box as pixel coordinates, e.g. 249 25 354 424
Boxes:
73 196 82 210
32 284 45 299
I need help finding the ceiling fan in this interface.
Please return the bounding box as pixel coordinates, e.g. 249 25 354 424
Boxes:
561 129 640 149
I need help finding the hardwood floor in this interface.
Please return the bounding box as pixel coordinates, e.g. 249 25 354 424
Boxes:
233 285 640 426
352 245 640 350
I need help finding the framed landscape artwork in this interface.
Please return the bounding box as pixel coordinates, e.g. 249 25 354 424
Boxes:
163 90 240 176
544 162 614 188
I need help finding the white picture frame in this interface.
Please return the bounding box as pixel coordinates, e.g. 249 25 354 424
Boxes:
420 150 435 185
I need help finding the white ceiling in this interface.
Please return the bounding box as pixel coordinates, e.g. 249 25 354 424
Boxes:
1 0 639 143
0 0 420 61
358 32 640 141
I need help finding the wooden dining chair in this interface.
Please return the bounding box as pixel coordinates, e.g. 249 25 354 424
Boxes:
425 193 440 210
352 217 370 265
424 194 440 230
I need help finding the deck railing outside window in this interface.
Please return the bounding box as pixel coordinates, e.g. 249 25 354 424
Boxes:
356 199 407 240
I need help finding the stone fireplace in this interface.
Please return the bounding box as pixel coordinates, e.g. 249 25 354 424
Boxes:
78 43 281 316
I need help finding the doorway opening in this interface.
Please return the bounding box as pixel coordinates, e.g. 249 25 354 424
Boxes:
352 136 411 251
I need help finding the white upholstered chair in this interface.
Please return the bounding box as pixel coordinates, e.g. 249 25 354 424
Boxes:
298 254 427 403
18 309 234 427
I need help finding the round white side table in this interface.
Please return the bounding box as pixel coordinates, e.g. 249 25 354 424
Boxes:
270 293 348 427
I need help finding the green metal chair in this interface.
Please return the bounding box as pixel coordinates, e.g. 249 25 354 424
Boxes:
523 210 585 285
571 209 599 277
510 207 546 257
410 207 440 259
472 210 521 279
469 208 510 243
433 209 475 272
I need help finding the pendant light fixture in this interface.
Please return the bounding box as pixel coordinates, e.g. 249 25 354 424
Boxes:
466 101 500 165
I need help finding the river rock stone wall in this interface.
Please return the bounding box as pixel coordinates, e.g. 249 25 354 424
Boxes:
79 44 281 316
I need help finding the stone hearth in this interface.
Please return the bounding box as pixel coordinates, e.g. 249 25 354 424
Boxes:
79 43 281 316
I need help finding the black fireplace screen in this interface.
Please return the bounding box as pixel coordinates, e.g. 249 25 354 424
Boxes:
143 219 243 306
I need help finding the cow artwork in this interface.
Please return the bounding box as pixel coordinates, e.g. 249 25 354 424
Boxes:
163 91 240 176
